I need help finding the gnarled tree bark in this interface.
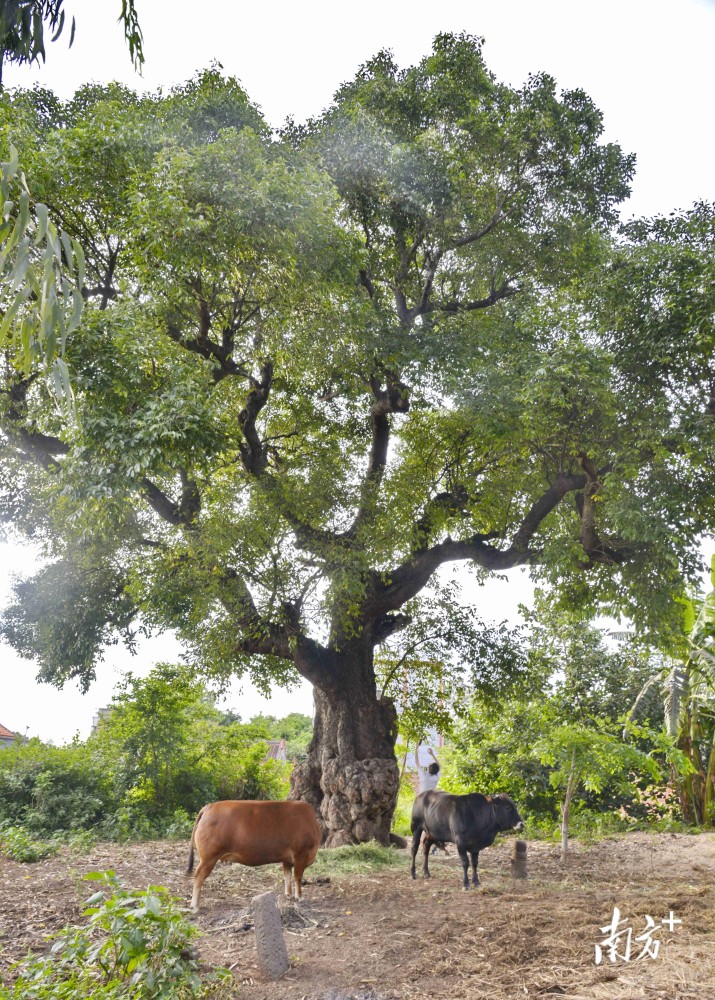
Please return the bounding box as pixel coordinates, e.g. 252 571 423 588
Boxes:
290 635 399 846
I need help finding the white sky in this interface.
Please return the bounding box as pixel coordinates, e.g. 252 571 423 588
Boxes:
1 0 714 743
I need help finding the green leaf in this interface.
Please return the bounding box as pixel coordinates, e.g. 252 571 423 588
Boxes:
34 203 49 243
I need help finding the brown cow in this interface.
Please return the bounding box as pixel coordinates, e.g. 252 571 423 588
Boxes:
186 799 321 912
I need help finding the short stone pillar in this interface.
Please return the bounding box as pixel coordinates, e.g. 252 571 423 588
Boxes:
511 839 528 879
252 891 290 980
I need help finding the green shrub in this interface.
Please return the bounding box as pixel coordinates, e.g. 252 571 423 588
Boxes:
215 743 290 801
0 739 111 835
0 824 58 862
391 797 413 838
0 669 298 844
61 828 98 854
2 871 229 999
160 809 195 841
520 807 694 844
99 806 161 843
391 774 416 838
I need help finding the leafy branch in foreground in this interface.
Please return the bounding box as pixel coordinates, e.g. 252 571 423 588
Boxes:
0 1 144 87
0 143 83 412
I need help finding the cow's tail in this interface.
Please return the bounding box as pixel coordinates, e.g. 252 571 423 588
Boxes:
186 806 205 875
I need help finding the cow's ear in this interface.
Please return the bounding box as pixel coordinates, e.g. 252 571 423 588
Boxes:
485 795 492 803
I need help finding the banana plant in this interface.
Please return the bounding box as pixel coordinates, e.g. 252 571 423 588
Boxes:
683 571 715 823
629 557 715 824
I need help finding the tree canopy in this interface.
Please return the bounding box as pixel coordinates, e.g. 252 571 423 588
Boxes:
1 36 713 843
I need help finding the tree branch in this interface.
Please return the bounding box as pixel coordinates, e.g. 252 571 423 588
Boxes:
369 533 525 619
509 472 588 552
7 428 65 470
411 487 473 553
574 453 629 565
2 377 69 470
369 472 596 619
359 268 376 299
140 477 199 530
218 567 335 685
342 372 410 538
423 279 518 316
98 245 119 310
371 611 411 646
237 360 273 475
166 321 247 382
451 208 506 249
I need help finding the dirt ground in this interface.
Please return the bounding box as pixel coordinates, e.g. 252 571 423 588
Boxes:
0 831 714 1000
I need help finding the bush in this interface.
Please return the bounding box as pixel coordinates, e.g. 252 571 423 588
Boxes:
0 739 111 835
0 824 58 862
2 871 229 999
160 808 196 841
0 669 299 846
98 806 161 844
215 743 290 801
62 828 98 854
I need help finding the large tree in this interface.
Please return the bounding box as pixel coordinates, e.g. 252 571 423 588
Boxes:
1 37 713 845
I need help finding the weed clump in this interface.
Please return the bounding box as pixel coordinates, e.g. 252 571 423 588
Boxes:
1 871 229 999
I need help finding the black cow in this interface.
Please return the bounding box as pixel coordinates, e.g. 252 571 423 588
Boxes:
410 789 524 889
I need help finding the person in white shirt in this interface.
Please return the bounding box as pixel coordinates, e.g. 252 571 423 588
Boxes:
415 743 440 794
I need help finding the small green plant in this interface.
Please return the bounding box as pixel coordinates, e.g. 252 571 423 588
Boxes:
0 824 58 862
60 828 98 854
160 809 195 841
3 871 229 999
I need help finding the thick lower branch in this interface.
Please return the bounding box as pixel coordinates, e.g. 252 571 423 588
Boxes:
510 472 588 552
3 377 69 470
9 429 67 470
371 532 530 618
218 567 335 684
372 469 613 618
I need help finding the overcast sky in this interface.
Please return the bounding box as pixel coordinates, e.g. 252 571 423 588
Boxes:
1 0 714 743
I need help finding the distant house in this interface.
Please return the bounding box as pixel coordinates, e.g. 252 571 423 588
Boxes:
0 722 17 748
264 738 287 763
91 707 112 734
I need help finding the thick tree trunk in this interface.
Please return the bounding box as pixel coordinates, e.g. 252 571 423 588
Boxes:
289 637 400 847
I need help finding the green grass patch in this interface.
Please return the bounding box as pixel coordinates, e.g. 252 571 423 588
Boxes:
310 840 407 877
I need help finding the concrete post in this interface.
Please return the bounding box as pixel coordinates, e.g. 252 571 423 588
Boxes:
252 891 290 980
511 839 528 879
